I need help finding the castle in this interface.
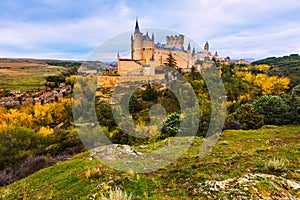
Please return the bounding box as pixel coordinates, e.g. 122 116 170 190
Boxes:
117 19 216 76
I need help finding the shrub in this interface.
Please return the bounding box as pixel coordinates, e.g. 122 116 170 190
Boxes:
0 127 48 169
0 168 14 186
129 95 142 113
224 118 241 130
265 158 287 172
161 112 182 138
232 104 264 130
98 187 133 200
15 156 56 180
142 85 158 101
253 95 291 125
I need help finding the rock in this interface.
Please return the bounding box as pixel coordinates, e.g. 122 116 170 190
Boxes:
287 180 300 190
197 173 300 199
90 144 143 161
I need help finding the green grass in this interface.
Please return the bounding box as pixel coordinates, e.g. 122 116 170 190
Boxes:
0 66 66 91
1 125 299 199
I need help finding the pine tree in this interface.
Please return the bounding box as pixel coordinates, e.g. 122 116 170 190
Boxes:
164 53 178 70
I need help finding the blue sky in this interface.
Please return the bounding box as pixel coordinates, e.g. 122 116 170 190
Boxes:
0 0 300 60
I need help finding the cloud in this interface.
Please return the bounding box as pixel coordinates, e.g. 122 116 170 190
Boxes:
0 0 299 60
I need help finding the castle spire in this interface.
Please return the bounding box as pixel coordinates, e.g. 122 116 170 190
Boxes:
135 18 141 33
192 47 196 55
204 41 209 52
187 42 191 51
151 33 154 41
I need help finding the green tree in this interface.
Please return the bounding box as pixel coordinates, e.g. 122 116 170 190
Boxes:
232 103 264 130
161 112 182 138
164 53 178 70
142 84 158 101
129 95 142 113
253 95 291 125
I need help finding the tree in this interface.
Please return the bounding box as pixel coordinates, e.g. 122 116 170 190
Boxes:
129 95 141 113
253 95 292 125
0 127 47 169
164 53 178 70
232 103 264 130
161 112 182 138
142 84 158 101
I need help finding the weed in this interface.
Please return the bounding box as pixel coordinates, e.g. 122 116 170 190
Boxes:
97 187 133 200
265 158 287 172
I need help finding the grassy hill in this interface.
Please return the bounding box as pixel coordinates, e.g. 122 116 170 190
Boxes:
1 125 299 199
0 59 68 91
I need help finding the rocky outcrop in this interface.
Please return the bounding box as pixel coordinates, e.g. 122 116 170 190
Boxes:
89 144 143 161
198 173 300 199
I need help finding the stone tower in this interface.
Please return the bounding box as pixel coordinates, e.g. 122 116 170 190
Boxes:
166 34 184 49
132 19 143 60
131 19 154 62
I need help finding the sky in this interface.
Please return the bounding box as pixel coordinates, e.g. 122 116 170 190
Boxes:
0 0 300 61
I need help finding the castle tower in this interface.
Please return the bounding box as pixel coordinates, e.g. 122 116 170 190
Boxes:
185 42 191 68
187 42 191 53
117 52 120 72
166 34 184 49
142 31 154 64
132 19 143 60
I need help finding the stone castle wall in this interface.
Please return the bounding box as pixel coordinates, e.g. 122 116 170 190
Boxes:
166 34 184 49
98 74 165 88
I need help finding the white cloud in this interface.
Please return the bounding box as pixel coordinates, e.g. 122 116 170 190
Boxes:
0 0 299 60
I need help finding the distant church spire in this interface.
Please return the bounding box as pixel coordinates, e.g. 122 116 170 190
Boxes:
135 18 141 33
151 33 154 41
192 47 196 55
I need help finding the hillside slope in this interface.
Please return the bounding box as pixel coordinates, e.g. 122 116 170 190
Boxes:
1 125 299 199
252 54 300 88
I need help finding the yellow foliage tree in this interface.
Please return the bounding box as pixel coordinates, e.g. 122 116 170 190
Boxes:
253 74 290 95
254 64 270 71
38 126 54 135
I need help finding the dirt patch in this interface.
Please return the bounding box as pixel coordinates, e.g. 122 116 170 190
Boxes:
0 62 47 69
0 69 32 76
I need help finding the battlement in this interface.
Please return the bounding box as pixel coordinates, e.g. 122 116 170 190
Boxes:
166 34 184 49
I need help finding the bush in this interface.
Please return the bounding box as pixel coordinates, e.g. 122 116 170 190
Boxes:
142 85 158 101
232 104 264 130
224 118 241 130
253 95 291 125
0 168 14 186
129 95 142 113
0 127 48 169
265 158 287 172
98 187 133 200
161 112 182 138
15 156 56 180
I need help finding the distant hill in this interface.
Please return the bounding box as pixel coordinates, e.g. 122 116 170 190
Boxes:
252 54 300 88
